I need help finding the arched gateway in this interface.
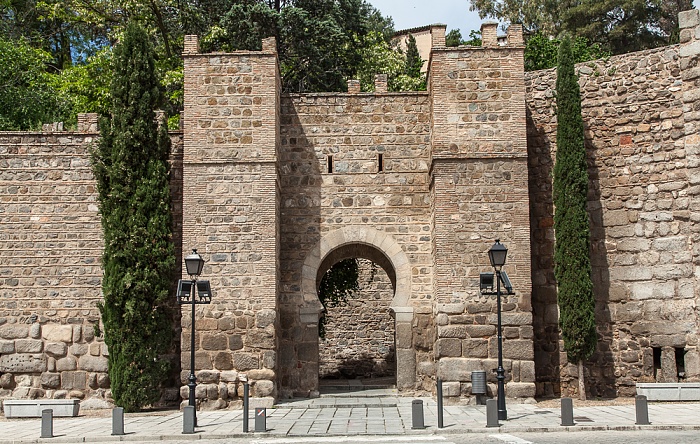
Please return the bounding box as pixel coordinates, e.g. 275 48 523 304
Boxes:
178 26 535 404
298 227 415 390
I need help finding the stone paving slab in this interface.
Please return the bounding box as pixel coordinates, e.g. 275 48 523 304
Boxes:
1 397 700 443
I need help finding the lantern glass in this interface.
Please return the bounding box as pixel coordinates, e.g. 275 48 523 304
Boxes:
488 240 508 269
185 249 205 276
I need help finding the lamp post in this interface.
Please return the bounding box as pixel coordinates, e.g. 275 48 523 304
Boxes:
488 239 508 421
178 249 211 427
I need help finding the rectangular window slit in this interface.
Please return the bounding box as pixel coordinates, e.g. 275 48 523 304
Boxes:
327 155 333 174
378 153 383 172
653 347 661 380
676 347 686 379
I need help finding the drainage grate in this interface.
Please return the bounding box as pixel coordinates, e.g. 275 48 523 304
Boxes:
573 416 594 422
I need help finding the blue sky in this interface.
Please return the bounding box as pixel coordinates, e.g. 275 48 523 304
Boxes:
369 0 700 37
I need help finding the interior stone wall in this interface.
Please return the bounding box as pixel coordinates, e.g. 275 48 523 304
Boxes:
318 259 395 379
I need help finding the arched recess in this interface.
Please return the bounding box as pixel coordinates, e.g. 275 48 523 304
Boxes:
298 226 416 390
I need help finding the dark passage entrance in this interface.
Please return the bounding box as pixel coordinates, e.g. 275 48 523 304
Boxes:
318 258 396 387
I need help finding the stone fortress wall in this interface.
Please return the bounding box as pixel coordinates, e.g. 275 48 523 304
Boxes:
1 10 700 408
527 9 700 398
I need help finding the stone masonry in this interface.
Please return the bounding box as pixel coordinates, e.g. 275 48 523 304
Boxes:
2 10 700 408
527 9 700 398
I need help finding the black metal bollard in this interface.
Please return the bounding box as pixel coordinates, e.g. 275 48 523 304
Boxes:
437 378 444 428
560 397 574 426
411 399 425 429
486 399 499 427
255 407 267 432
112 407 125 435
41 409 53 438
635 395 650 425
183 406 195 434
243 382 250 432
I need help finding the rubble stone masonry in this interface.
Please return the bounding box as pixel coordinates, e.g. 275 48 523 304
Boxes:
3 10 700 408
527 9 700 397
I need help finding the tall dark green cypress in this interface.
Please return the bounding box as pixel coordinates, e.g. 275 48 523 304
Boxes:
553 36 597 400
405 34 422 78
92 21 175 412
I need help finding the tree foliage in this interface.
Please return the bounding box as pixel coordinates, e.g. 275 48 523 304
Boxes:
201 0 392 93
91 21 175 412
525 32 610 71
318 258 359 337
0 36 71 130
404 34 422 77
469 0 694 55
553 36 597 373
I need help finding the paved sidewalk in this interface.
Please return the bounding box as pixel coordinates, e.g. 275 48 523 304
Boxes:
2 391 700 443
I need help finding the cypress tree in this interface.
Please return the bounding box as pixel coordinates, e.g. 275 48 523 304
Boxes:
553 36 597 400
92 21 175 412
405 34 422 78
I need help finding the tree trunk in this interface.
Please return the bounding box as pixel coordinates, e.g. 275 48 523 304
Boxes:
578 360 586 401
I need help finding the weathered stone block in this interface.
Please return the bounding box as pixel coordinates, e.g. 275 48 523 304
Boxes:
214 352 234 370
254 380 275 397
248 368 275 380
0 354 46 373
197 370 220 384
56 357 77 372
396 349 416 389
679 9 700 30
14 339 42 353
436 338 461 357
40 372 61 389
0 340 15 354
78 355 108 372
255 309 276 328
396 322 412 348
0 325 28 340
202 333 228 350
42 326 73 343
45 342 67 357
487 312 532 326
229 335 244 350
232 352 259 371
61 371 86 390
438 325 467 338
220 370 239 382
489 339 534 360
505 382 535 398
465 325 496 337
437 358 483 382
462 339 488 358
442 381 461 397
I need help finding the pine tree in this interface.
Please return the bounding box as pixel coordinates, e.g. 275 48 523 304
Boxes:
553 36 597 401
405 34 422 78
91 21 175 412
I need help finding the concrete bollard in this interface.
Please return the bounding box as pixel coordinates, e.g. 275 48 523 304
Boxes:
255 407 267 432
112 407 125 435
411 399 425 429
560 397 574 426
486 399 499 427
183 406 195 434
635 395 650 425
41 409 53 438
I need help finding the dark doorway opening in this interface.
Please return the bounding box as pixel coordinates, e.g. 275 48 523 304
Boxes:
318 258 396 390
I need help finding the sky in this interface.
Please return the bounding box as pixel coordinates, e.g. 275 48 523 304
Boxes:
369 0 700 37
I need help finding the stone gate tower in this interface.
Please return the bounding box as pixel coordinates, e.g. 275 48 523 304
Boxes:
180 22 534 404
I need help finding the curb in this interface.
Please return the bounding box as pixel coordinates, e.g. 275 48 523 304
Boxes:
3 424 700 443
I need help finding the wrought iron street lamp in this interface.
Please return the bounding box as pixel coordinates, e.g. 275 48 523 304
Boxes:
480 239 514 421
177 249 212 426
